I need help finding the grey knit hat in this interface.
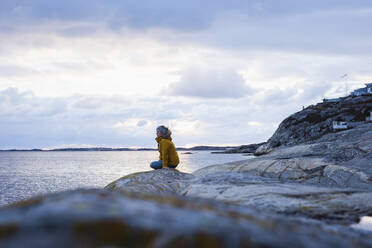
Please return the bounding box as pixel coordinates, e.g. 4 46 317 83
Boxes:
157 125 171 138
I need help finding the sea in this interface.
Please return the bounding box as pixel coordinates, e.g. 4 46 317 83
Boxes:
0 151 249 207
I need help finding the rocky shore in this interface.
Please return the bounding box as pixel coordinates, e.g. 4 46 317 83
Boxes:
264 95 372 149
0 96 371 247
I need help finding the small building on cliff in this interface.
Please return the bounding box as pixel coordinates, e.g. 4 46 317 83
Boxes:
332 121 348 130
367 111 372 122
351 83 372 96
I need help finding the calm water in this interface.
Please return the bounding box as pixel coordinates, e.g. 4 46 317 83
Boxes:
0 151 248 206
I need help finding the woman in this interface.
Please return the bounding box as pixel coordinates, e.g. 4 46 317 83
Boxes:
150 125 180 169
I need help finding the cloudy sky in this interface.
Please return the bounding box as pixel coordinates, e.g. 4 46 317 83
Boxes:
1 0 371 149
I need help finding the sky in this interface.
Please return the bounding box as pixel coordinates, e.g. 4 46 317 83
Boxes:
0 0 372 149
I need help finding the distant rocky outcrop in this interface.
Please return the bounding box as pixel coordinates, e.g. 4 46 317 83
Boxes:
212 142 266 154
264 95 372 150
0 145 236 152
256 122 372 168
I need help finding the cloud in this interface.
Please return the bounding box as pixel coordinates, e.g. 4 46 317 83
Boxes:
0 64 36 77
0 87 66 118
0 87 295 148
137 120 148 127
0 88 135 148
0 0 224 32
165 67 253 98
0 80 357 149
1 1 372 56
259 87 299 105
2 1 370 30
197 6 372 56
257 80 338 107
1 2 372 148
298 82 333 101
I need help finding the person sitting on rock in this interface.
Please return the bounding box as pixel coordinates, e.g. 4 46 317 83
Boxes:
150 125 180 169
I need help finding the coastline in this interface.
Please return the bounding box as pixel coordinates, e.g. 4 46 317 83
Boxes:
0 145 239 152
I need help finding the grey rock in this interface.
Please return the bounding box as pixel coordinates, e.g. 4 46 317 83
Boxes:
105 168 194 195
1 189 372 248
220 142 266 154
266 95 372 149
254 143 273 156
104 153 372 224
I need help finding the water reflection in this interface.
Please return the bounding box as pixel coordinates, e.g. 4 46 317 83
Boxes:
351 216 372 232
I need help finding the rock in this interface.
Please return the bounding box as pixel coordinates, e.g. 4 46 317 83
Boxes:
1 189 372 248
266 95 372 149
253 123 372 185
105 168 194 195
254 143 272 156
219 143 266 154
104 152 372 224
185 168 372 224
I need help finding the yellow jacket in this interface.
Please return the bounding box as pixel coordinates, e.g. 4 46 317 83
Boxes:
155 137 180 167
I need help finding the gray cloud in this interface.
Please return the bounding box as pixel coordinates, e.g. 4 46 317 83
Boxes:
0 86 289 148
0 0 227 31
1 1 372 149
1 1 370 29
298 82 333 101
0 81 353 149
165 68 253 98
0 87 67 118
137 120 148 127
0 87 132 148
257 81 335 107
260 87 299 105
197 7 372 56
1 1 372 56
0 64 37 77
